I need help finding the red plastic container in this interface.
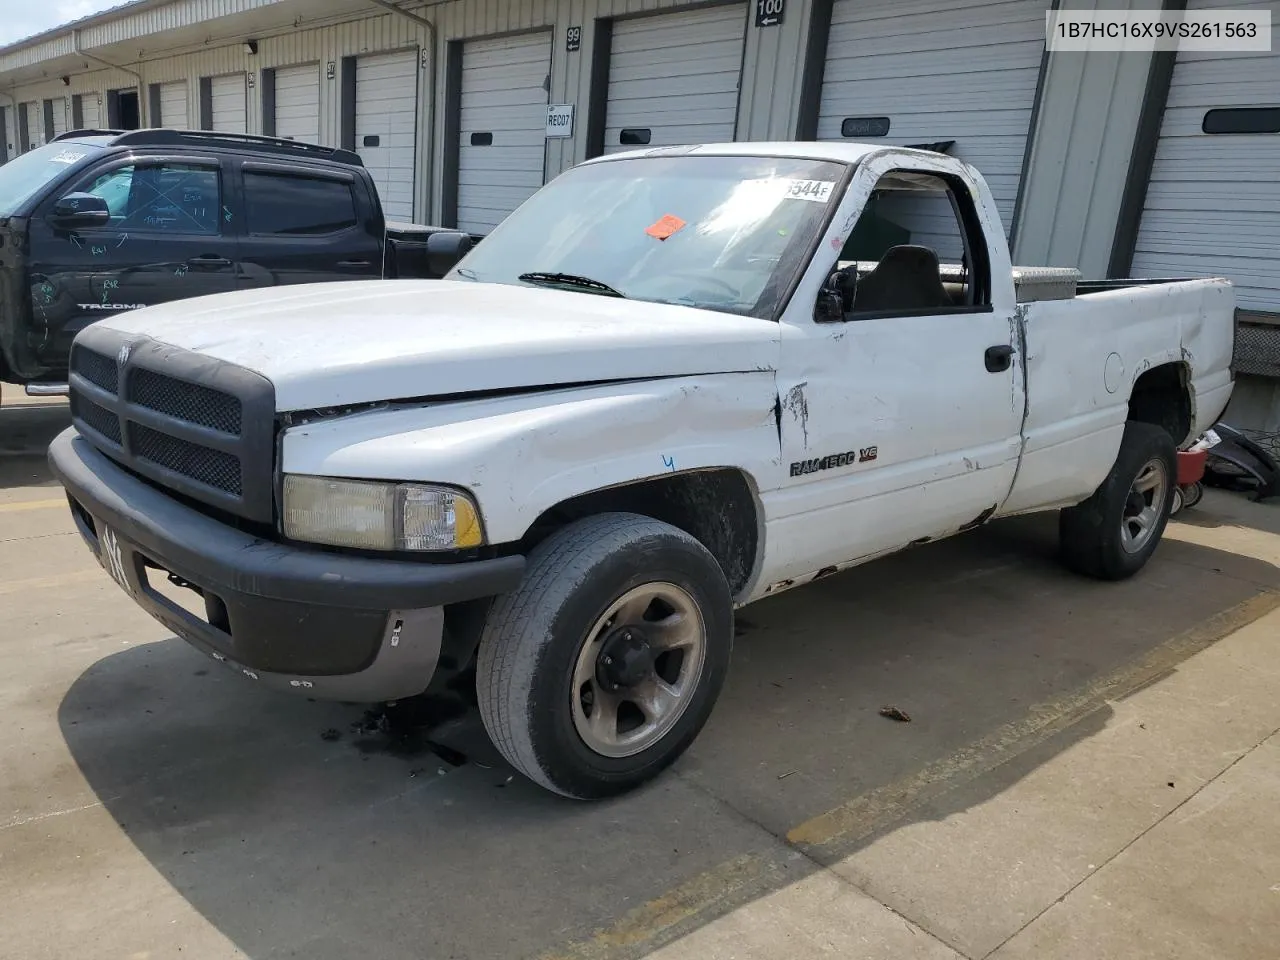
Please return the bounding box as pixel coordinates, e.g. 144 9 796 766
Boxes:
1177 449 1208 486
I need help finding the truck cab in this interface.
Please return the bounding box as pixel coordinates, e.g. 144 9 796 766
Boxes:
0 129 403 391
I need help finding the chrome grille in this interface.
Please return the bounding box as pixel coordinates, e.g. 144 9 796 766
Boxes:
67 330 276 524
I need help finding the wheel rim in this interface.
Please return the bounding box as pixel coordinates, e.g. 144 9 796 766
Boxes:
1184 482 1203 508
1120 458 1169 554
571 582 707 759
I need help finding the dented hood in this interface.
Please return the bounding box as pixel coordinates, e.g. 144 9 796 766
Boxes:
92 279 781 411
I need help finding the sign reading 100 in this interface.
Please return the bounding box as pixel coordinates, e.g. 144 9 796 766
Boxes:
755 0 785 27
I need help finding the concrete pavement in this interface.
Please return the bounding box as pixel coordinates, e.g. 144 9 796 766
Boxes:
2 392 1278 960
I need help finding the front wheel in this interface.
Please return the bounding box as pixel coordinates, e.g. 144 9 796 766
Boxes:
1059 421 1177 581
475 513 733 799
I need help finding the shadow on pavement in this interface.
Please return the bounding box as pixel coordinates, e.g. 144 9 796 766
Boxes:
0 398 68 489
1174 487 1280 535
56 514 1279 959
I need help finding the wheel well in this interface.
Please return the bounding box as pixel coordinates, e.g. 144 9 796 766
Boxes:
434 470 761 691
522 469 762 598
1128 363 1192 447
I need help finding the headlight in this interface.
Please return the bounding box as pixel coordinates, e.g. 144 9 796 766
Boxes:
282 475 483 551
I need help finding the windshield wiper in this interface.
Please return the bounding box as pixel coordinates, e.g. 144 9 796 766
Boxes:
516 272 625 298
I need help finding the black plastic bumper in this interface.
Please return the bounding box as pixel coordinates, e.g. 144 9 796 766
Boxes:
49 428 526 701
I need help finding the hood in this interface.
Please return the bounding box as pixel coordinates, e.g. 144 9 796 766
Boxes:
95 279 780 411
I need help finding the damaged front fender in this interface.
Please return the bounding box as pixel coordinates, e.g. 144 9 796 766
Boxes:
280 372 784 545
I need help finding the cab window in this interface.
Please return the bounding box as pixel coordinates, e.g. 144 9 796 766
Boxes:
81 163 221 235
835 171 991 317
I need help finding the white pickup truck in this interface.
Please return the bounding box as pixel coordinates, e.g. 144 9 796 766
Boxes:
49 142 1236 799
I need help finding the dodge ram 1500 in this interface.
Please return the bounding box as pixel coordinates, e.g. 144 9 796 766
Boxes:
49 141 1236 799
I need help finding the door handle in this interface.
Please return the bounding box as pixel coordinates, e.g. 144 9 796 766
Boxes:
985 344 1015 373
188 255 231 268
337 259 372 268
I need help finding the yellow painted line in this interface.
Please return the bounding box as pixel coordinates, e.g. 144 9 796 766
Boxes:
0 498 65 514
537 854 789 960
0 569 103 597
540 590 1280 960
786 589 1280 850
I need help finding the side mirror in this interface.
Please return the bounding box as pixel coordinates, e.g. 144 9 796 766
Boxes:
815 267 857 323
51 192 111 228
426 230 474 277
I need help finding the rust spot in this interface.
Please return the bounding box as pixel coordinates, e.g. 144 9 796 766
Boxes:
959 504 998 532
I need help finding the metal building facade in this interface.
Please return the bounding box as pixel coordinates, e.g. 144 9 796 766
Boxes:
1 0 1277 418
0 0 821 224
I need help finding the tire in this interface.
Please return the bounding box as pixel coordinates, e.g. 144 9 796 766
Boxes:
1170 486 1184 517
476 512 733 799
1182 481 1204 510
1059 421 1177 581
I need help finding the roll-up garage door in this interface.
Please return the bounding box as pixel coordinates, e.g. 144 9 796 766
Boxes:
79 94 101 130
602 5 747 155
159 81 189 128
817 0 1046 250
275 64 320 143
23 102 41 151
356 50 419 222
1131 0 1279 316
456 31 552 234
50 98 68 139
210 74 247 132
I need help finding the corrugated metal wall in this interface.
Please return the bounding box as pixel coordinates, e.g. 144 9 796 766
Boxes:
0 0 1152 246
1012 0 1164 278
1 0 810 219
5 65 138 145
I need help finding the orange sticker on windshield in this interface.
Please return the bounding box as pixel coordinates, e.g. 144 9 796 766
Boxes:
645 214 686 240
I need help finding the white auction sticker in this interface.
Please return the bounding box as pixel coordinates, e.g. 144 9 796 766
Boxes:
780 179 836 203
50 150 86 164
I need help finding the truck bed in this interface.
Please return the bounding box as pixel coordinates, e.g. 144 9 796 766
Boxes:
838 259 1228 305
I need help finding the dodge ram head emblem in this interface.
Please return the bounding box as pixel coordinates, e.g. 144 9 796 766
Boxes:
117 343 131 366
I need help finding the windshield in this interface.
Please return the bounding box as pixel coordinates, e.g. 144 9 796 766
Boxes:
0 141 104 216
448 154 847 319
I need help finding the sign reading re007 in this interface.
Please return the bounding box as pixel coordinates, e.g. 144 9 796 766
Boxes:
546 103 574 138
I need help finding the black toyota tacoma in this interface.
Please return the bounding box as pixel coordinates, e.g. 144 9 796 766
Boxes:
0 128 474 393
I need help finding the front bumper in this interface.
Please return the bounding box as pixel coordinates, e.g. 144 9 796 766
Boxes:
49 428 526 701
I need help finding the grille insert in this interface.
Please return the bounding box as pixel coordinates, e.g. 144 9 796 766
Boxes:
128 368 243 435
131 423 243 495
68 330 275 523
71 393 122 445
73 348 119 394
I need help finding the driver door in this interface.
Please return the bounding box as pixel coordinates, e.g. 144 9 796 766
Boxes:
767 164 1024 584
27 156 239 371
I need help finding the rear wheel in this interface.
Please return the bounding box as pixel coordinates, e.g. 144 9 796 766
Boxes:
476 513 733 799
1059 421 1177 581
